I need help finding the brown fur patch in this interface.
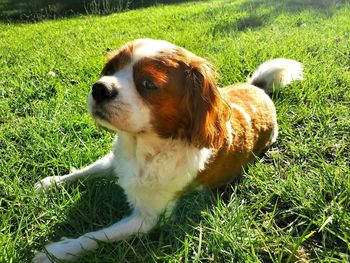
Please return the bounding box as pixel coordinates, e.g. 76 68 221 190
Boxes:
184 58 231 149
133 56 187 139
196 83 276 188
133 48 231 149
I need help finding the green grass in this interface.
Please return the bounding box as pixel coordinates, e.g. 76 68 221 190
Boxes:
1 0 349 262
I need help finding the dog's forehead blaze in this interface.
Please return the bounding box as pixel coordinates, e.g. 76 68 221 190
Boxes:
101 43 134 75
101 40 185 77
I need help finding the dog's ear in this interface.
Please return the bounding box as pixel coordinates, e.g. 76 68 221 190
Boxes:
184 59 230 149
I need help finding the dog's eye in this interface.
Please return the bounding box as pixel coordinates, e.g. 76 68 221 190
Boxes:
142 80 157 90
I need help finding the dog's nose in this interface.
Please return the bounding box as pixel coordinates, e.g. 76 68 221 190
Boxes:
92 82 118 103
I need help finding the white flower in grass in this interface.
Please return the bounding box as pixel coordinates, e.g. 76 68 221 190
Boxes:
48 71 56 77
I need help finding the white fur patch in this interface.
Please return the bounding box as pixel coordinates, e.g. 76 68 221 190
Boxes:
226 120 233 145
230 103 251 124
132 38 176 64
248 58 304 92
113 132 211 215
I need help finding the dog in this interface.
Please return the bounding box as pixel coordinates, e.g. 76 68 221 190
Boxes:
33 38 303 262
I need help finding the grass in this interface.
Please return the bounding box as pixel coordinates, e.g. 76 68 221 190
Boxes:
0 0 349 262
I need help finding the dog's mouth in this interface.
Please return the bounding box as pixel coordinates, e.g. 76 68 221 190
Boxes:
95 122 116 132
93 110 108 121
91 109 120 132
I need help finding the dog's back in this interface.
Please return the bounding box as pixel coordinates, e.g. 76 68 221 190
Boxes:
196 59 303 187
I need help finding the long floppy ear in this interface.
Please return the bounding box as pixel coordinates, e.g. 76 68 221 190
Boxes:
184 59 231 149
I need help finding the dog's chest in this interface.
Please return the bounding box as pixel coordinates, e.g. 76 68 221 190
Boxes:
111 132 211 211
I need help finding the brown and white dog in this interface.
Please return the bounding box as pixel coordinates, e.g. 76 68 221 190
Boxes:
34 39 303 262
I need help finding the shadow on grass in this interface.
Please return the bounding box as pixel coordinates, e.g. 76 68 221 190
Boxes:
27 178 227 262
212 0 348 35
0 0 206 23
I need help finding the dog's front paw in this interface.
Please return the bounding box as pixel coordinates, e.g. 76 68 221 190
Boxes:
33 238 81 263
34 176 61 193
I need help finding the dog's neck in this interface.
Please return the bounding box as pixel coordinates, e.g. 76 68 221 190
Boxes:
113 131 211 171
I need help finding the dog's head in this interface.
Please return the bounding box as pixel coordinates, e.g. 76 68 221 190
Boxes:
89 39 230 148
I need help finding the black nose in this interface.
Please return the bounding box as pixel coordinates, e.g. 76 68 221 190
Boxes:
92 82 118 103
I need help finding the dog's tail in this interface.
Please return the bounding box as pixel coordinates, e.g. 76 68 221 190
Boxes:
248 58 304 93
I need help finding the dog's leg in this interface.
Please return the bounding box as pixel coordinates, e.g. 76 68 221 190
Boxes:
33 209 157 262
35 152 115 192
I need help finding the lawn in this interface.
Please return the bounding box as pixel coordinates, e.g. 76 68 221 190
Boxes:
0 0 349 262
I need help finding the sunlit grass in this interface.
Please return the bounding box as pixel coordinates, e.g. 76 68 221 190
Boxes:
1 0 349 262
